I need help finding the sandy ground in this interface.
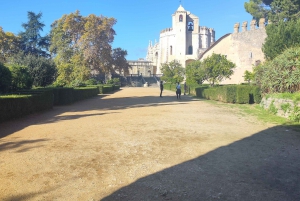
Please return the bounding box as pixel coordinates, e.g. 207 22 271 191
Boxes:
0 87 300 201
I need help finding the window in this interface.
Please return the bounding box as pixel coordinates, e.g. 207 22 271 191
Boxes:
179 15 183 22
188 22 194 31
170 46 173 55
188 46 193 55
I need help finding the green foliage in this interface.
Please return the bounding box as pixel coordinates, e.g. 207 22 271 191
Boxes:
8 63 33 90
194 85 209 98
244 70 255 84
107 78 120 85
255 47 300 93
0 27 21 63
85 78 98 85
263 19 300 60
289 105 300 122
268 100 278 114
199 85 261 104
186 60 207 85
112 48 131 75
244 0 300 24
244 0 272 23
0 63 12 94
70 79 86 87
50 11 117 84
0 90 53 123
19 11 50 57
202 53 236 86
10 52 57 87
73 87 98 102
160 60 185 84
281 103 292 113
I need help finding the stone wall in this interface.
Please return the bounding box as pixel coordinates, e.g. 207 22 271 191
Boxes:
260 97 300 119
200 19 267 84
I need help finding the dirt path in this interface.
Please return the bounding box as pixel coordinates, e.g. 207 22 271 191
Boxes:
0 87 300 201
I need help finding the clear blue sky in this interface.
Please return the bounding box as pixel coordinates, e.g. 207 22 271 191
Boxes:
0 0 252 60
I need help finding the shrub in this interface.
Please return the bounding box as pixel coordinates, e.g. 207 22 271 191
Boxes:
8 63 33 91
255 47 300 93
0 63 12 94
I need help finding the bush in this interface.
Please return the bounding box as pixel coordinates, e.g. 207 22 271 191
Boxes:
85 78 98 85
8 63 33 91
0 63 12 94
0 90 53 123
73 87 98 102
255 47 300 93
201 85 261 104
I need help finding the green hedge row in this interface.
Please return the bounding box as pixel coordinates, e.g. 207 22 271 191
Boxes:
0 90 53 122
0 84 120 123
200 85 261 104
164 83 261 104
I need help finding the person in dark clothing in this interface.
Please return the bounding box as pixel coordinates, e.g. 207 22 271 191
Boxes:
160 81 163 97
176 82 181 99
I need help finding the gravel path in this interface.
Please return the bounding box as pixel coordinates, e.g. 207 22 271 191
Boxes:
0 87 299 201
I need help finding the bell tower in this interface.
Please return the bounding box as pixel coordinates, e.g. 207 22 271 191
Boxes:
172 5 187 62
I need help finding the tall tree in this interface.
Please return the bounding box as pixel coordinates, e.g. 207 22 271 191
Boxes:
50 11 116 85
112 48 131 75
10 52 56 87
244 0 300 24
160 60 185 84
185 60 207 85
0 27 20 63
262 19 300 60
202 53 235 86
19 11 50 57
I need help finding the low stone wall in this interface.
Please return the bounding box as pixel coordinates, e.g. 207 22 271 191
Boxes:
260 97 299 118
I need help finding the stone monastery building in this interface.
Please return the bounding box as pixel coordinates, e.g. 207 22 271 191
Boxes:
145 5 267 84
146 5 215 74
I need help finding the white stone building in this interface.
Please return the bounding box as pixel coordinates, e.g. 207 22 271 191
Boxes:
146 5 215 74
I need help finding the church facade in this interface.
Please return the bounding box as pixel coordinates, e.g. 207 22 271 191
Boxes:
146 5 215 74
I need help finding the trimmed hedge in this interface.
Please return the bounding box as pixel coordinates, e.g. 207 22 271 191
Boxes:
202 85 261 104
73 87 98 102
0 84 120 123
0 90 53 123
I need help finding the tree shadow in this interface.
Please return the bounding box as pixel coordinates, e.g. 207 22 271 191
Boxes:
101 125 300 201
0 138 49 153
0 91 196 139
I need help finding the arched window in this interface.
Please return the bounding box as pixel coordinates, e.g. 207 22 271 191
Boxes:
188 22 194 31
179 15 183 22
170 46 173 55
188 46 193 55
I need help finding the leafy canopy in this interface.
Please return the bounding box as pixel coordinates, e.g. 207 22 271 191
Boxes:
254 46 300 93
185 60 207 85
262 19 300 60
160 60 185 84
202 53 236 86
50 11 117 85
245 0 300 24
19 11 50 57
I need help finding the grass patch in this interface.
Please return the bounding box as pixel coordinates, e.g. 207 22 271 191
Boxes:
0 94 32 98
265 92 300 102
200 98 300 131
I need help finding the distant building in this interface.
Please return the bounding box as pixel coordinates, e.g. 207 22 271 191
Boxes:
199 19 267 84
146 5 215 74
128 59 154 77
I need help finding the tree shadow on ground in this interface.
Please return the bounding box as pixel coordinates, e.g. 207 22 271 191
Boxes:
0 138 49 153
101 125 300 201
0 91 196 139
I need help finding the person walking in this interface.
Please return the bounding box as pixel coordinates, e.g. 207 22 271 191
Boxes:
176 82 181 99
160 81 164 97
184 81 187 95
